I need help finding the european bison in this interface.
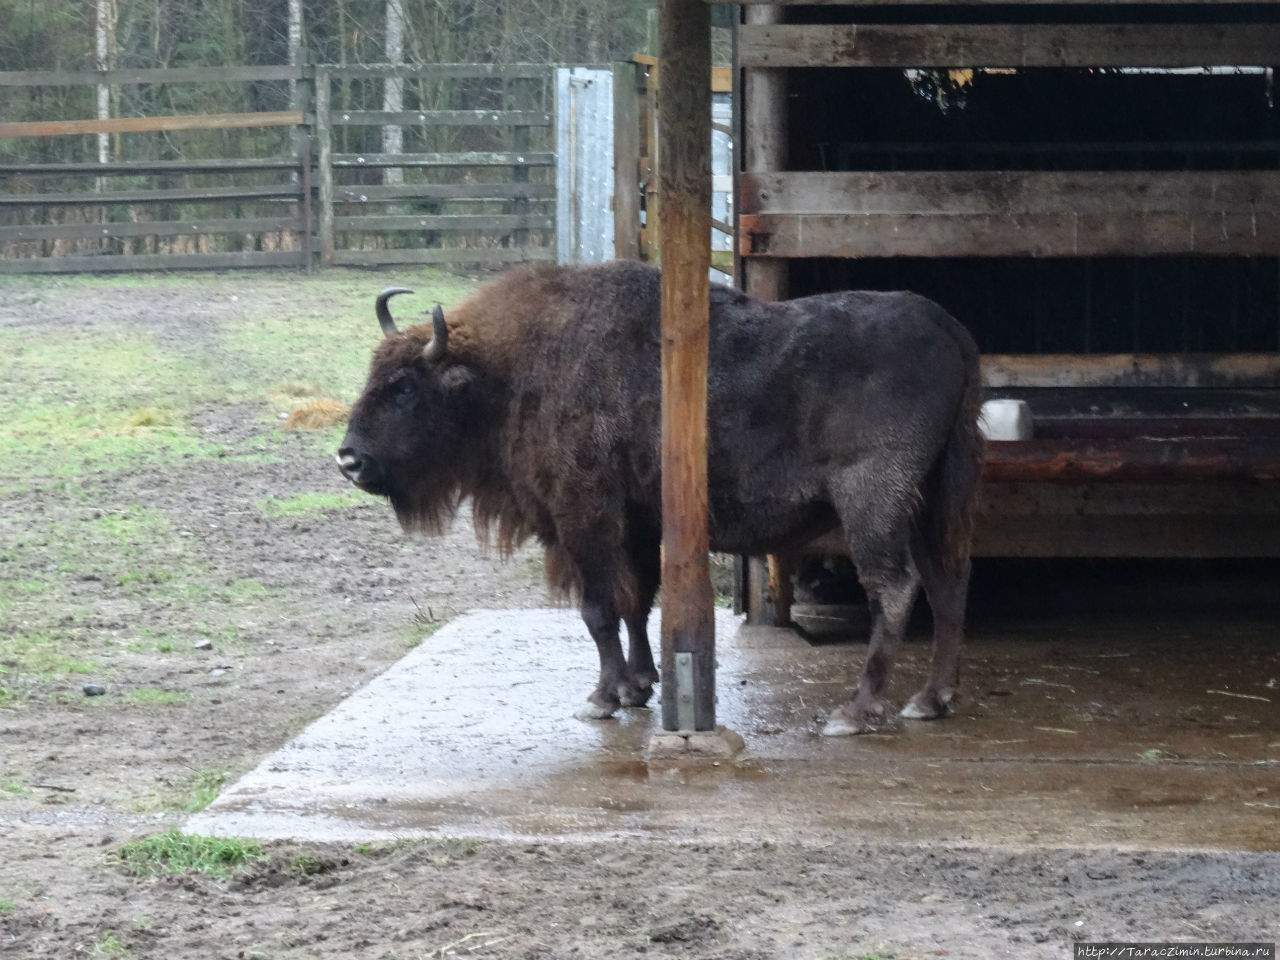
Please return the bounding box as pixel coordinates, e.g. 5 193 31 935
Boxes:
338 260 983 734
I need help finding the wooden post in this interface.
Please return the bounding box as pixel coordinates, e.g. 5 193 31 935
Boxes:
657 0 715 733
612 61 642 261
742 3 793 627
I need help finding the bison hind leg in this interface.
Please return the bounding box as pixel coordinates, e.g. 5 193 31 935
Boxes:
618 545 661 707
823 461 925 736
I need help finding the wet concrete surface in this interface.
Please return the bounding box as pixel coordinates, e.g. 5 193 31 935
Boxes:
189 608 1279 851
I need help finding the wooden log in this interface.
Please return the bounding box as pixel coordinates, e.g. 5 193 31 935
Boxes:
738 23 1280 69
0 111 303 139
658 0 715 734
983 438 1280 483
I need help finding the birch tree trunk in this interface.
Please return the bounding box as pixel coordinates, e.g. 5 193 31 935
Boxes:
288 0 304 108
95 0 115 167
382 0 405 187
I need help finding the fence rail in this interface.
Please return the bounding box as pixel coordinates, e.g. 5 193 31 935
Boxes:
0 63 559 273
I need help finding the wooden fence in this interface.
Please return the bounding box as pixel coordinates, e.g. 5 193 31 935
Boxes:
0 63 557 274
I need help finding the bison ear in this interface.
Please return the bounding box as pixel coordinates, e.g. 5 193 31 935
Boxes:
422 304 448 361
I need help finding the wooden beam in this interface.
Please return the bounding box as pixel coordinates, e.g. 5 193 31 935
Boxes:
742 4 795 630
330 247 553 266
612 61 643 261
324 64 550 81
740 171 1280 217
0 184 301 206
0 216 303 242
0 251 304 274
739 24 1280 69
724 0 1280 6
982 353 1280 390
658 0 715 734
739 211 1280 258
329 151 555 168
0 66 304 87
0 111 303 139
738 171 1280 259
330 110 551 127
331 214 554 233
332 182 555 203
0 159 300 175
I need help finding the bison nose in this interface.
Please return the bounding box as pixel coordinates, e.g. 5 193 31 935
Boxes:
336 447 383 489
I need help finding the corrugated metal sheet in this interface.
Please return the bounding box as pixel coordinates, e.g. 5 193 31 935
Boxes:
556 67 615 265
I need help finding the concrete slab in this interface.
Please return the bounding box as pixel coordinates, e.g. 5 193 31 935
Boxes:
189 608 1279 850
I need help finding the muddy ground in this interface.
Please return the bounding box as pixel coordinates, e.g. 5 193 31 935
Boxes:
1 272 1277 959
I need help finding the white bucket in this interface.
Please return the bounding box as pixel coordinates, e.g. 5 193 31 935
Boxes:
978 399 1033 441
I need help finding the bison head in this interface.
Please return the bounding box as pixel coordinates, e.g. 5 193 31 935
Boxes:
337 288 480 532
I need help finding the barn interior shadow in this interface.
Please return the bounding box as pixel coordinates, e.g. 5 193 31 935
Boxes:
790 557 1280 644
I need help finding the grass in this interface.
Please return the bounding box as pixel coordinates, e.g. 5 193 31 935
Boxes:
184 769 228 812
93 932 129 956
114 830 267 880
122 688 188 707
351 835 484 863
257 489 371 518
0 269 481 704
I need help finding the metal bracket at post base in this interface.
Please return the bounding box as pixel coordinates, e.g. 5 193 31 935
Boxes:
674 651 697 732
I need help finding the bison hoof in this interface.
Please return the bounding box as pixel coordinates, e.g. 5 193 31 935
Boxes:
617 682 654 709
821 701 891 737
574 696 619 721
900 688 954 721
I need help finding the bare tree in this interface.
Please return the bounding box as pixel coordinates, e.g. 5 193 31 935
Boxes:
382 0 405 186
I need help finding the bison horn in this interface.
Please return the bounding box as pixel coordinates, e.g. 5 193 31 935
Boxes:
375 287 413 337
422 304 448 361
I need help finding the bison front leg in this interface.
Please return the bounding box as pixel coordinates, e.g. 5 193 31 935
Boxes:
575 584 660 718
574 586 630 719
619 563 661 708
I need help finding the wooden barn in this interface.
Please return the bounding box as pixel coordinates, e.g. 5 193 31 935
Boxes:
712 1 1280 624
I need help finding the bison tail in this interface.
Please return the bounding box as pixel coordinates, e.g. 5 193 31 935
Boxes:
925 366 985 578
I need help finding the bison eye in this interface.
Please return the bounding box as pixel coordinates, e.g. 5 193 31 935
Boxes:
389 377 417 404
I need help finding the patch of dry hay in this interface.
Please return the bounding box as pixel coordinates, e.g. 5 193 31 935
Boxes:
283 398 350 431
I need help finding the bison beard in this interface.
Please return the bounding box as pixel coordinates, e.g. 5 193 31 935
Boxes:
338 260 983 735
